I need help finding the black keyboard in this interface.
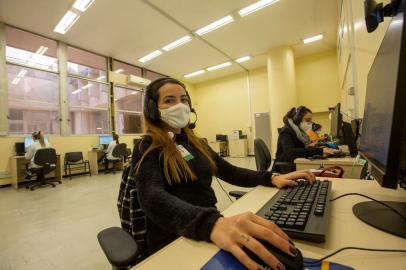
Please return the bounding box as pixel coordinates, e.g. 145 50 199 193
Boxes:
256 180 332 243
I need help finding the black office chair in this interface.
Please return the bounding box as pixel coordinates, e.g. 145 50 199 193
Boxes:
98 166 147 269
228 138 295 199
26 148 61 191
106 143 127 174
64 152 91 179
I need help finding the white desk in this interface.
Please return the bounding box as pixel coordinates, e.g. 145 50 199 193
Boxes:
10 155 62 189
295 157 364 179
132 179 406 270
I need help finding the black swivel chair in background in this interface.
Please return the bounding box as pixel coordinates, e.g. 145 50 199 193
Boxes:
64 152 91 179
228 138 295 200
26 148 61 191
106 143 127 174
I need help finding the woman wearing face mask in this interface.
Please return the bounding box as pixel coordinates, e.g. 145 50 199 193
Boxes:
130 78 316 270
274 107 339 173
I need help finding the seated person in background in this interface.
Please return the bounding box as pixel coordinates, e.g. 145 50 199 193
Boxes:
306 122 327 143
131 77 316 270
274 106 339 173
104 133 120 171
24 131 53 178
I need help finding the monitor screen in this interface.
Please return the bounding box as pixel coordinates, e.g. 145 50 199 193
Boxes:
99 135 113 145
359 6 406 188
24 135 49 149
330 103 342 137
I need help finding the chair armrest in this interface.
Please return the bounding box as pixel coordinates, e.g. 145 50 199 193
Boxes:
229 190 247 200
97 227 139 268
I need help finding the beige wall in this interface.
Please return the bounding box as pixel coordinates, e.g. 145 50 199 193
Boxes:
349 0 391 117
296 50 341 113
0 135 139 186
193 67 269 154
194 72 250 143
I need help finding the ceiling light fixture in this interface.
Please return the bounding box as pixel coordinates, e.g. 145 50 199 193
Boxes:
17 69 27 78
138 50 162 63
303 34 324 44
12 78 21 85
54 10 80 34
162 35 192 51
73 0 95 12
238 0 280 17
35 46 48 55
113 69 123 73
72 89 82 94
195 15 234 36
235 56 251 63
184 70 205 78
82 83 93 89
96 75 106 80
207 62 232 71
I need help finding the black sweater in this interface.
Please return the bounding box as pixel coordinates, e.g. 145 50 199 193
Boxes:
132 133 274 255
275 125 323 173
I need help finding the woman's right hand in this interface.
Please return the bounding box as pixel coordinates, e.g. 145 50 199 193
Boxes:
322 147 340 156
210 212 298 270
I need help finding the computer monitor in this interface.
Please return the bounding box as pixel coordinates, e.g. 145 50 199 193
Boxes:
330 103 342 138
341 121 358 156
24 135 49 149
99 135 113 145
355 0 406 239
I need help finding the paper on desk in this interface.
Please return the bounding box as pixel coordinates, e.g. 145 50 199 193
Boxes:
200 250 354 270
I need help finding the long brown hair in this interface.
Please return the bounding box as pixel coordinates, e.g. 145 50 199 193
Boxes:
136 78 217 185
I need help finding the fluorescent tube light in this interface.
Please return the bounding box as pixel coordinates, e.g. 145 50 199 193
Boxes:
303 34 324 44
184 70 205 78
113 69 123 73
12 78 21 85
207 62 232 71
73 0 95 12
35 46 48 55
54 10 80 34
235 56 251 63
162 35 192 51
72 89 82 94
138 50 162 63
82 83 93 89
239 0 279 17
17 69 27 78
96 75 106 80
195 15 234 36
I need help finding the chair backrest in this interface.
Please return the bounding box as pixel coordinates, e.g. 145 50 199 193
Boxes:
112 143 128 158
33 148 57 174
254 138 272 171
65 152 83 163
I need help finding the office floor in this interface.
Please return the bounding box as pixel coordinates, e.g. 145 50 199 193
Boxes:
0 157 256 270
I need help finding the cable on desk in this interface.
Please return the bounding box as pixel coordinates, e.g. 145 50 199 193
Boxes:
215 177 234 203
303 247 406 265
330 192 406 220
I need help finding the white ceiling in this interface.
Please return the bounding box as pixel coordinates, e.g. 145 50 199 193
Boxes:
0 0 338 84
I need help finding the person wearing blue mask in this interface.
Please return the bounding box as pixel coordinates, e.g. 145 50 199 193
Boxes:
124 77 316 270
274 107 339 173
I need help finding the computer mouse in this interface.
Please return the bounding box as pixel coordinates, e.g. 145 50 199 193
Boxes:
243 239 303 270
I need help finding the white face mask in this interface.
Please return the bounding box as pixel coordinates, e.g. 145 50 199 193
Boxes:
300 121 313 132
159 103 191 129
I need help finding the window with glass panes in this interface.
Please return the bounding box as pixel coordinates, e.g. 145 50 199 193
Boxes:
114 86 143 134
5 26 60 134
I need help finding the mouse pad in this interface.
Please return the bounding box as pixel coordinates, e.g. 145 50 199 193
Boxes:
200 250 354 270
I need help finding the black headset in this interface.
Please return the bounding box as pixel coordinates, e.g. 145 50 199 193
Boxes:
144 77 197 129
292 106 307 125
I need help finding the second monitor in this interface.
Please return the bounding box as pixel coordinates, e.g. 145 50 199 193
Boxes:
99 135 113 146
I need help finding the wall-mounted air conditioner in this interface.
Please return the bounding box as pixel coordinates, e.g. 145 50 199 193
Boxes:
127 75 151 87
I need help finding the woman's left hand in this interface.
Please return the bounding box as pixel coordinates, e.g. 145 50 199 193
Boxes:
271 170 316 188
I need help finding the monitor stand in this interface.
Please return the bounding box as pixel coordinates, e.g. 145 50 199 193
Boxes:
353 201 406 238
